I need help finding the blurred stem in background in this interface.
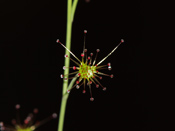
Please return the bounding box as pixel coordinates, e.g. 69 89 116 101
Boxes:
58 0 78 131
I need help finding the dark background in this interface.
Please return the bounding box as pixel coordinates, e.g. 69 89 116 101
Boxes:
0 0 173 131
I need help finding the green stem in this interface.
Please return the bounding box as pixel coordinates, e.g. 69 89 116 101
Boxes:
58 77 77 131
58 0 79 131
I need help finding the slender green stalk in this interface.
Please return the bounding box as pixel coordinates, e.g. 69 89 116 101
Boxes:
58 77 77 131
62 0 72 95
58 0 79 131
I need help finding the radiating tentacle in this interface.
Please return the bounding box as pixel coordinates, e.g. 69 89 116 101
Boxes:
97 39 124 66
57 39 81 63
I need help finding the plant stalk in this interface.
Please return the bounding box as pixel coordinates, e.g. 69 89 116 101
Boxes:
58 0 78 131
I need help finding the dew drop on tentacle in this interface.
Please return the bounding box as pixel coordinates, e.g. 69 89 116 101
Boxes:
107 63 111 66
84 30 87 34
63 66 66 70
96 84 99 88
52 113 57 119
76 81 79 84
60 74 64 78
108 66 112 70
102 87 107 91
15 104 20 109
82 90 86 93
64 54 68 58
110 74 114 78
73 66 76 70
76 85 80 89
96 49 100 52
90 97 94 101
81 53 84 57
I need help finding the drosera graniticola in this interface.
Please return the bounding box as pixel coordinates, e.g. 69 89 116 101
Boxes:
57 30 124 101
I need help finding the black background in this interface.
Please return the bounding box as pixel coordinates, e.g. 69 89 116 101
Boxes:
0 0 173 131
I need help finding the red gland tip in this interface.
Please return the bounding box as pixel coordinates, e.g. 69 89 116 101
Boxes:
60 74 64 78
103 87 107 91
121 39 124 43
64 54 68 58
110 74 114 78
56 39 60 43
76 85 80 89
90 97 94 101
24 119 29 124
96 84 99 88
107 63 111 66
90 53 93 56
83 90 86 93
76 81 79 84
67 90 70 93
15 104 20 109
88 56 90 60
84 49 87 52
73 66 76 70
81 53 84 57
99 76 102 79
96 49 100 52
84 30 87 33
52 113 57 118
78 73 81 76
108 66 112 70
64 78 68 81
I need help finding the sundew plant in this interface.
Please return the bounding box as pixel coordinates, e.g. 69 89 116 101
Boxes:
57 0 124 131
3 104 57 131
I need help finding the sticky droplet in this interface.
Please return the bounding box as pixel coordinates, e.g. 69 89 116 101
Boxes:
76 85 80 89
108 66 112 70
76 81 79 84
52 113 57 118
107 63 111 66
90 97 94 101
63 66 66 70
103 87 107 91
84 30 87 33
110 74 114 78
83 90 86 93
15 104 20 109
60 74 64 78
64 54 68 58
73 66 76 70
56 39 59 43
